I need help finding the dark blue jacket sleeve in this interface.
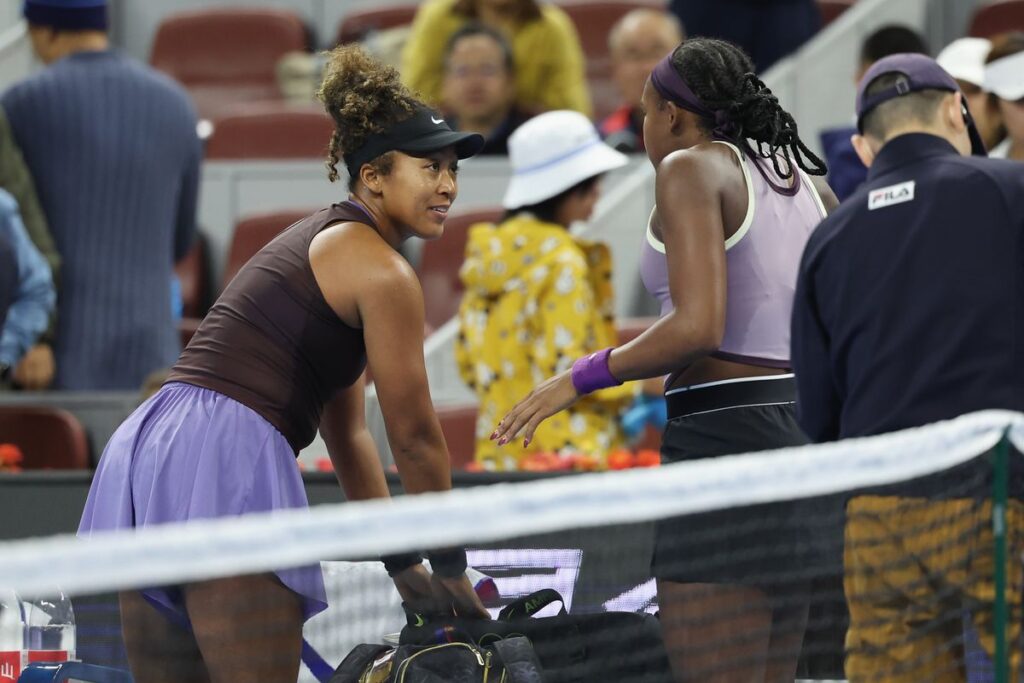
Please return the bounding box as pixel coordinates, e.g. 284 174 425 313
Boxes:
791 253 841 442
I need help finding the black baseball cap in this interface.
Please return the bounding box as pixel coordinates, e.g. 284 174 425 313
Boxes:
855 53 986 156
344 105 485 178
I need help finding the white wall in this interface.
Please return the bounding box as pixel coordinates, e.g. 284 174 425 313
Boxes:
199 155 651 287
0 21 34 92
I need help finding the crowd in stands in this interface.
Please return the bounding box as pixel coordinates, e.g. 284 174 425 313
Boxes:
1 0 1023 472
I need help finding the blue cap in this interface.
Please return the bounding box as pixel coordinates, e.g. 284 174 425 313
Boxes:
855 52 986 156
23 0 107 32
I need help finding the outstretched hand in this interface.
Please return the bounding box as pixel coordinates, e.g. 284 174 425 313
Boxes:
391 564 490 619
491 370 578 448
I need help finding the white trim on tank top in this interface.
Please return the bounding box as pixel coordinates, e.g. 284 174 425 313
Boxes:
712 140 756 251
645 207 666 254
645 141 757 255
796 165 828 219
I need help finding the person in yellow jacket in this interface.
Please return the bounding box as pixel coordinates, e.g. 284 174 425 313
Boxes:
456 110 633 470
401 0 591 117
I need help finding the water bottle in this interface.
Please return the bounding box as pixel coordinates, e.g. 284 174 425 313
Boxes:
21 592 75 666
0 589 24 683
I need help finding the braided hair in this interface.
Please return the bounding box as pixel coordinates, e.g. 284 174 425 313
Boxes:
669 38 827 178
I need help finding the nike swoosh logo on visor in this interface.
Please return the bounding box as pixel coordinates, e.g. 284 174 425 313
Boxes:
431 116 445 125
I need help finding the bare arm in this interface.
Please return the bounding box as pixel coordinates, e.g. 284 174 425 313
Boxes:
493 149 729 444
311 224 451 495
311 223 488 617
607 149 727 380
359 257 452 494
319 373 391 501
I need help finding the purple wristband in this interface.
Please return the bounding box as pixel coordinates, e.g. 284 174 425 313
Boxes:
571 348 622 395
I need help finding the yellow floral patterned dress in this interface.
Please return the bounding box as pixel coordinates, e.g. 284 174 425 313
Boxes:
455 214 635 470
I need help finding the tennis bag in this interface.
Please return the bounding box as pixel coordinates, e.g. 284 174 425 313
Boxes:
400 589 673 683
330 636 543 683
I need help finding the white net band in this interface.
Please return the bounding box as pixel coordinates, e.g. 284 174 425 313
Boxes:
1 409 1022 599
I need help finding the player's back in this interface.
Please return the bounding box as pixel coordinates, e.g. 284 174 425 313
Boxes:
800 134 1024 438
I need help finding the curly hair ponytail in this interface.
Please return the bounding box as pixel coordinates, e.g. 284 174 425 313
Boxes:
317 44 418 185
670 38 827 178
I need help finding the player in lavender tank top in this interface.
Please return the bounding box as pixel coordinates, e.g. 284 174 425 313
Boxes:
495 38 838 682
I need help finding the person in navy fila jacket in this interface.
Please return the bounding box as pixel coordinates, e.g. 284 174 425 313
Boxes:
792 53 1024 443
790 53 1024 682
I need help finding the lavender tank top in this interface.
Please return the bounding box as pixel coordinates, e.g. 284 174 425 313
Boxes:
639 140 827 368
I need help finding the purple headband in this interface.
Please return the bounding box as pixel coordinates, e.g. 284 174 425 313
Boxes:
650 55 738 141
649 54 801 197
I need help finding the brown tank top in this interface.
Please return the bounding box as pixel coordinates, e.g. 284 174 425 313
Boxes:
168 202 370 453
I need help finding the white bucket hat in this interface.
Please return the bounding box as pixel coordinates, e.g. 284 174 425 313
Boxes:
984 50 1024 102
936 37 991 88
502 110 629 210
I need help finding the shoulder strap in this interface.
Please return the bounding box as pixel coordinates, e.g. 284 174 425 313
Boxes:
499 589 567 620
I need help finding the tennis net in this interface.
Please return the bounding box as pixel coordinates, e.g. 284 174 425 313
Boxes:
1 410 1023 682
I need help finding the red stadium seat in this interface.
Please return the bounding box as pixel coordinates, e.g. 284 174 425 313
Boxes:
0 406 89 469
150 8 309 119
174 232 211 318
418 207 504 330
336 6 419 45
557 0 663 121
223 209 313 290
817 0 856 28
435 403 479 469
969 0 1024 37
205 104 335 160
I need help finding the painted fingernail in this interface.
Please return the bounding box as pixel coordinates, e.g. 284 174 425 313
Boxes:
489 431 497 440
523 438 530 448
497 437 507 445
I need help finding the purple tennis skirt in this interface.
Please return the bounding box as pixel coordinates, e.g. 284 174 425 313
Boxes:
78 381 327 624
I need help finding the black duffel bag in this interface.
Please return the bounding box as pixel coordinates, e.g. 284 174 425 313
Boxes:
330 635 543 683
400 589 672 683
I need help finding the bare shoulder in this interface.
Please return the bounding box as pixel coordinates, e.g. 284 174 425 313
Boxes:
655 145 730 215
312 221 415 281
657 144 731 194
310 221 420 326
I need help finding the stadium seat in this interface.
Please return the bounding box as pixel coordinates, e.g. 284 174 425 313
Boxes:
336 6 419 45
557 0 662 121
223 210 313 290
435 403 479 469
150 8 309 119
174 232 211 319
817 0 856 28
968 0 1024 37
0 406 89 469
418 207 504 330
205 104 334 160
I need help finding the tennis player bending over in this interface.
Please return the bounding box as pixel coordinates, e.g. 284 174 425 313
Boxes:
79 45 489 683
494 38 837 682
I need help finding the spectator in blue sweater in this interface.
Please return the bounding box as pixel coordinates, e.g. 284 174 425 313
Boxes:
0 189 55 388
2 0 200 390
